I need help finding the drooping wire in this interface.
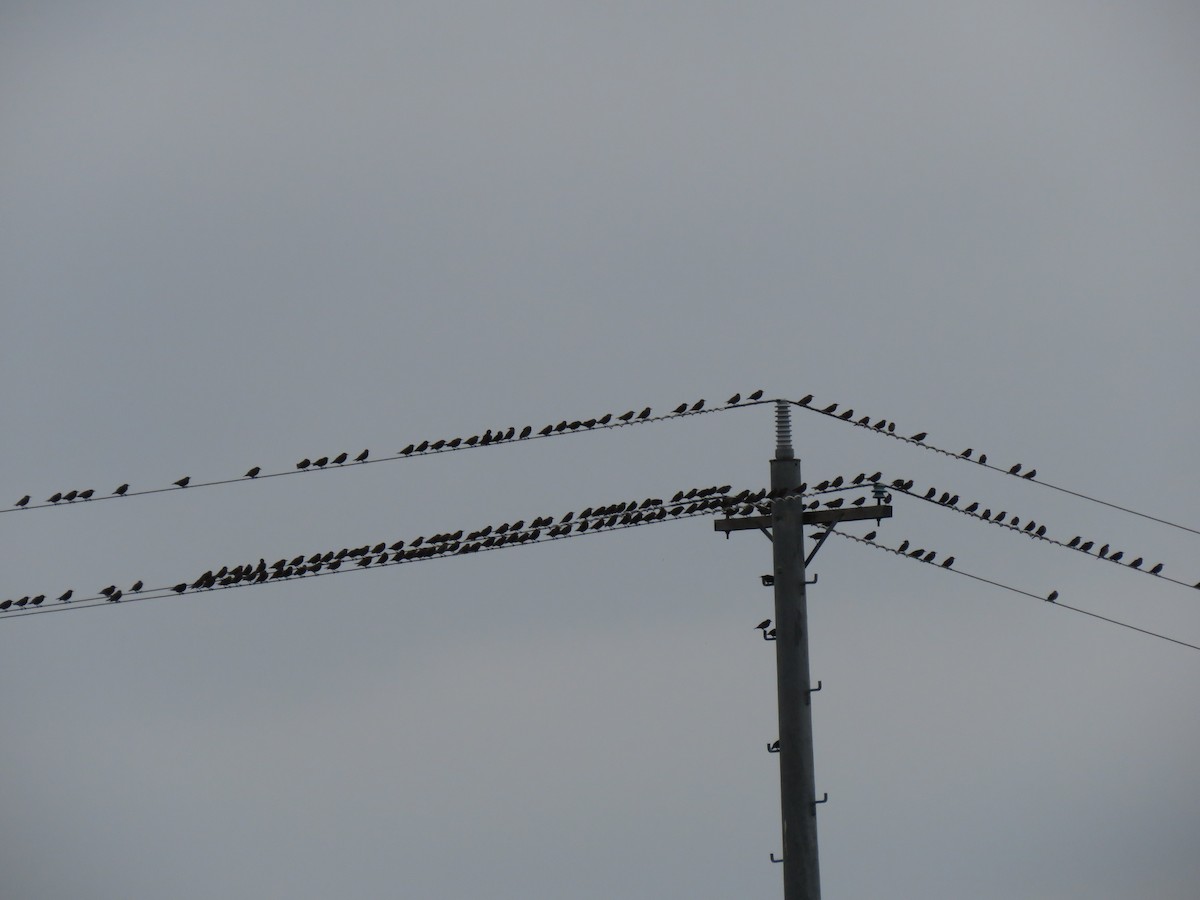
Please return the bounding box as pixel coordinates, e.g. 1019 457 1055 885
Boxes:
784 395 1200 538
888 482 1200 593
2 392 772 516
830 531 1200 653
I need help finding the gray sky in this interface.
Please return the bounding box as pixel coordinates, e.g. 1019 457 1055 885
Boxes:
3 3 1198 898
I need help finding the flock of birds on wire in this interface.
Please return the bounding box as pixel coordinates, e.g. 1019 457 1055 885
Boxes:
9 391 767 510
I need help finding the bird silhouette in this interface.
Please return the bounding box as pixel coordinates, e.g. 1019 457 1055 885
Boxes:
1024 521 1035 533
873 419 886 430
673 403 688 414
924 487 936 499
978 454 988 465
910 432 927 442
332 452 348 465
48 492 63 503
131 580 143 592
1079 541 1094 553
863 531 877 541
1009 463 1022 475
0 600 11 610
1022 469 1037 479
639 408 652 419
400 444 415 455
519 425 533 438
831 476 844 488
941 557 955 568
1098 544 1109 558
923 550 936 563
839 409 854 420
897 540 910 553
1149 563 1164 575
618 410 635 422
1067 536 1081 547
1036 525 1047 537
691 400 705 412
798 394 813 405
58 590 73 602
1128 557 1143 569
415 440 430 452
355 449 369 462
15 495 29 507
1046 590 1059 603
64 490 79 502
965 502 980 514
80 489 95 500
430 440 446 451
314 456 329 467
820 403 838 414
961 449 973 459
109 590 122 603
172 583 187 593
1109 551 1124 563
756 619 772 631
296 459 310 470
748 390 764 401
173 477 190 488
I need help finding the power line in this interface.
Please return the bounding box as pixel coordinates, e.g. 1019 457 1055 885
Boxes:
830 531 1200 653
3 392 771 516
784 395 1200 538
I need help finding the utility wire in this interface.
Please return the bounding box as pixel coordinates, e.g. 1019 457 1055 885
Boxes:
830 531 1200 653
889 482 1200 593
3 392 771 516
784 395 1200 538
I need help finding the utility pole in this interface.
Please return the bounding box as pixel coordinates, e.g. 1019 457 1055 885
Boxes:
715 401 892 900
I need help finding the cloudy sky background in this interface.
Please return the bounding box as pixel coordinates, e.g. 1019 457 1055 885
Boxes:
2 3 1198 898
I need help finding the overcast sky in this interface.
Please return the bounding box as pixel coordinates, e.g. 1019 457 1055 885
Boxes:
3 3 1198 898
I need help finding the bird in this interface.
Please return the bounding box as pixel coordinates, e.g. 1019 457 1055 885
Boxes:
798 394 813 406
131 580 143 592
446 438 462 448
1035 525 1047 537
618 410 635 422
839 409 854 420
873 419 886 430
820 403 838 414
15 495 29 507
909 548 925 558
857 415 871 426
939 492 951 505
332 452 348 465
1009 463 1022 475
296 459 311 470
100 585 117 597
978 454 988 465
1079 541 1094 553
48 492 63 503
1046 590 1059 603
1022 469 1037 479
172 583 187 593
245 466 261 478
924 487 936 499
756 619 772 631
941 557 955 568
0 600 11 611
115 483 130 496
355 449 369 462
400 444 415 455
960 449 973 459
415 440 430 452
173 477 190 488
831 476 844 488
80 489 94 500
769 740 780 752
910 432 927 442
1024 521 1036 533
923 550 936 563
109 590 123 603
863 531 877 541
852 496 866 507
58 590 73 602
691 399 704 412
1098 544 1109 558
965 502 980 514
1149 563 1164 575
1109 551 1124 563
748 390 764 401
314 456 329 467
1067 536 1081 548
63 489 79 502
673 403 688 414
897 540 910 554
519 425 533 438
1128 557 1143 569
980 509 992 520
430 440 446 451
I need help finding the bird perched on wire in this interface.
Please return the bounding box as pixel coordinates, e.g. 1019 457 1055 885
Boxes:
48 492 63 503
1150 563 1164 575
15 495 29 507
355 449 369 462
114 483 130 495
1022 469 1037 479
332 452 348 465
673 403 688 414
798 394 813 406
245 466 261 478
173 477 190 488
748 390 764 401
1009 463 1022 475
910 432 927 442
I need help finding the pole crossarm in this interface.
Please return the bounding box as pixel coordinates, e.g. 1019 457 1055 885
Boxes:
712 504 892 534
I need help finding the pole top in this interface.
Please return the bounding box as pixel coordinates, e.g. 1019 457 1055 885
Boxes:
774 400 794 459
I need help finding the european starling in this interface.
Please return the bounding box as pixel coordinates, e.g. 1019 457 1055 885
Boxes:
430 440 446 451
415 441 429 452
332 452 348 465
839 409 854 420
691 400 704 412
966 502 980 514
1022 469 1037 480
131 580 143 592
0 600 11 610
852 497 866 507
400 444 415 455
756 619 771 631
80 489 94 500
636 407 650 419
923 550 936 563
820 403 838 414
447 438 462 448
58 590 73 602
1046 590 1058 603
174 477 190 488
64 490 78 502
910 432 927 442
798 394 813 406
15 495 29 507
897 540 910 553
673 403 688 414
873 419 886 429
978 454 987 465
748 390 764 401
1150 563 1164 575
1098 544 1109 558
519 425 533 438
1024 521 1035 533
597 414 612 425
1035 525 1047 537
1109 551 1124 563
863 531 877 541
857 415 871 426
355 449 369 462
173 583 187 593
1079 541 1094 553
941 557 955 568
314 456 329 467
1128 557 1143 569
1009 463 1022 475
924 487 936 499
115 483 130 495
831 476 844 488
618 410 635 422
30 595 44 606
961 449 973 459
296 459 310 470
1067 536 1081 548
48 492 63 503
109 590 122 603
465 435 479 446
